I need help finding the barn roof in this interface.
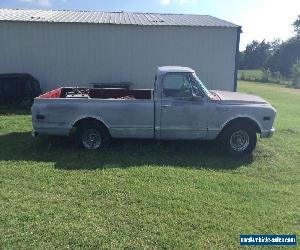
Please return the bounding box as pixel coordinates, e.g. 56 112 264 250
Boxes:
0 8 239 28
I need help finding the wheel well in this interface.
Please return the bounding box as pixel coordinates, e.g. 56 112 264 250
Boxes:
73 118 110 136
220 117 261 135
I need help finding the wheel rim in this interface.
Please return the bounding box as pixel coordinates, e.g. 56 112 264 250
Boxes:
82 129 102 150
229 130 249 152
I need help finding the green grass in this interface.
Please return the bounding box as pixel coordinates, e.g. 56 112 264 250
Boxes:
0 81 299 249
238 70 291 85
238 70 264 80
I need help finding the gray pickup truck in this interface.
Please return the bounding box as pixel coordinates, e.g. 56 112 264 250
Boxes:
31 66 276 156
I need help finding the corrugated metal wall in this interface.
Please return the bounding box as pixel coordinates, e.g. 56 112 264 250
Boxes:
0 21 238 91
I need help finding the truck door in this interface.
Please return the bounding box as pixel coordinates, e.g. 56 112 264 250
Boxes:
159 72 209 139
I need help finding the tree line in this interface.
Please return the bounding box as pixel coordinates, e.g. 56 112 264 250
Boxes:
239 15 300 87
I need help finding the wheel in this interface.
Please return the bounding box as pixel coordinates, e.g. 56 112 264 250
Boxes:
220 123 257 156
76 122 110 150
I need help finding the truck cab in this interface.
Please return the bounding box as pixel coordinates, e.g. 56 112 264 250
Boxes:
154 66 213 140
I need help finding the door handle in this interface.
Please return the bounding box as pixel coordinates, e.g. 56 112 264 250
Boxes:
162 104 172 107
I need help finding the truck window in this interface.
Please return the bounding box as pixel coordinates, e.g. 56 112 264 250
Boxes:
163 73 192 98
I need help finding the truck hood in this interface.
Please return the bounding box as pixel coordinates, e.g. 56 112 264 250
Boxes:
211 90 268 105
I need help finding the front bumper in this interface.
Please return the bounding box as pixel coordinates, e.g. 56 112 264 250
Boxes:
260 127 275 138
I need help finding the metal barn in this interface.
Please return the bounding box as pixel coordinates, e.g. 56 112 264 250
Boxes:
0 9 241 92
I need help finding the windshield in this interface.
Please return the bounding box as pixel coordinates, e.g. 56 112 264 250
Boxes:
190 72 211 97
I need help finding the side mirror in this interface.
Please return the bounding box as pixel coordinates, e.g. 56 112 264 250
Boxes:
192 93 204 101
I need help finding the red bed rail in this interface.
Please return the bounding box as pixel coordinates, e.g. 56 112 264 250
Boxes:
38 88 62 99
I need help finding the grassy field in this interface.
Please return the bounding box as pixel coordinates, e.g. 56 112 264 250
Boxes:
238 70 264 80
0 81 299 249
237 70 293 86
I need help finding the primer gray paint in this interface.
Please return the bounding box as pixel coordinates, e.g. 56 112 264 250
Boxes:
0 21 238 91
31 67 276 141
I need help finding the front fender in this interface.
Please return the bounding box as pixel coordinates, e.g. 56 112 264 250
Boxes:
219 115 263 134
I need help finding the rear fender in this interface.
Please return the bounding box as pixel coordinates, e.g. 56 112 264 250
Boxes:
70 115 110 131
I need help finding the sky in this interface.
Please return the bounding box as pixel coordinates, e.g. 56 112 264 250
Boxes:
0 0 300 50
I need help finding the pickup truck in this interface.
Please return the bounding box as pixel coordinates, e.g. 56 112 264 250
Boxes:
31 66 276 156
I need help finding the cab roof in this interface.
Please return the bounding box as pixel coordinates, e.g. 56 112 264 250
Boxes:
158 66 195 74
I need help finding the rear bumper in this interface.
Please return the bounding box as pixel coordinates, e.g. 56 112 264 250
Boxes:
31 127 69 137
260 127 275 138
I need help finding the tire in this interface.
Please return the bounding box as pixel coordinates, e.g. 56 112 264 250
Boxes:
220 122 257 156
76 121 110 150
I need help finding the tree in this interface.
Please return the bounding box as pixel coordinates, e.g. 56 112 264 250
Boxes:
239 40 271 69
269 38 282 55
238 51 245 69
266 16 300 76
240 15 300 74
293 15 300 36
291 59 300 87
267 36 300 76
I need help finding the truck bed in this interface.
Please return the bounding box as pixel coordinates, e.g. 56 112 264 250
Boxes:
32 87 155 139
38 87 153 100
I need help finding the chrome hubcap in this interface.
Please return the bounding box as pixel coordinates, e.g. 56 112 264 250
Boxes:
230 130 249 152
82 129 101 150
